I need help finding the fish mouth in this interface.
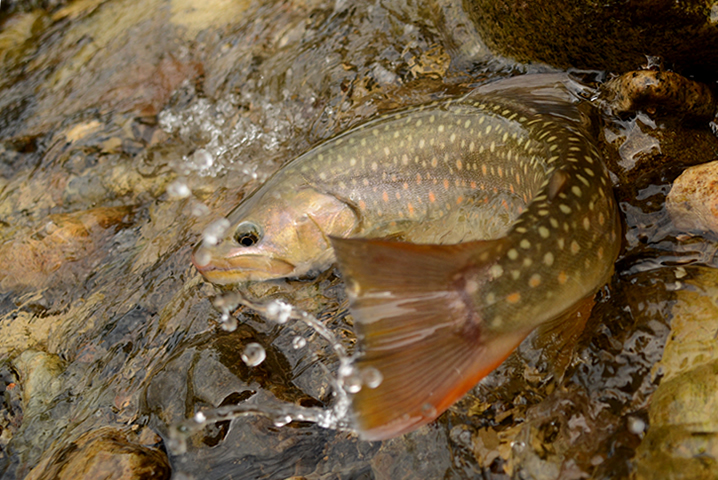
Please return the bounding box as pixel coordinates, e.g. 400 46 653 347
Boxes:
192 246 295 284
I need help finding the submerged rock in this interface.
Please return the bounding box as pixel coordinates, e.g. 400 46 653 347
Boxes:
24 427 170 480
0 206 134 291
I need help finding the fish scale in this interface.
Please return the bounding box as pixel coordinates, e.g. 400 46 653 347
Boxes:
192 74 621 441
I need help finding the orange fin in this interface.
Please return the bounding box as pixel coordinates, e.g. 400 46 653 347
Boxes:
330 237 532 440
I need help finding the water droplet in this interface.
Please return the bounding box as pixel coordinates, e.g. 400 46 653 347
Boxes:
628 416 646 434
190 201 210 217
292 336 306 349
193 248 211 267
273 415 292 427
421 403 437 418
265 300 292 324
241 343 266 367
190 149 214 170
361 367 383 388
344 374 362 393
202 218 230 246
338 363 355 378
345 278 361 299
220 315 237 332
167 180 191 199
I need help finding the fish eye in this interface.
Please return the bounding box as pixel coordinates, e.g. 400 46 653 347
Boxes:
234 222 262 247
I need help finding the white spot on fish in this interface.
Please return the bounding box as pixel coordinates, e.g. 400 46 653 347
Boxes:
489 264 504 279
543 252 554 266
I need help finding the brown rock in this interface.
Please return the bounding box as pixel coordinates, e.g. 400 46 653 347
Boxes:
0 206 134 290
666 160 718 234
25 427 170 480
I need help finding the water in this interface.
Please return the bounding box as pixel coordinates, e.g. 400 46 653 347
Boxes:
1 0 717 478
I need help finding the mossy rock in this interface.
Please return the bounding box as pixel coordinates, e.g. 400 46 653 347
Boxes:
464 0 718 79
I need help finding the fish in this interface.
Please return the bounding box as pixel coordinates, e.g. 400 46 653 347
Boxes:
328 75 621 440
192 77 565 284
191 74 621 440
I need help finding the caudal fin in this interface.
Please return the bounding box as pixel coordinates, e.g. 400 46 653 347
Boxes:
331 236 532 441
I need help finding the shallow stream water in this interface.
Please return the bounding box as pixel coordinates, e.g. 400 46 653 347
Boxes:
1 1 717 479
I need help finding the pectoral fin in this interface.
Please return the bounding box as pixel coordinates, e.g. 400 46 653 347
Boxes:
331 236 532 440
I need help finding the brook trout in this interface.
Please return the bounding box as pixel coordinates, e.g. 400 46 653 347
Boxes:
192 74 621 440
192 77 568 283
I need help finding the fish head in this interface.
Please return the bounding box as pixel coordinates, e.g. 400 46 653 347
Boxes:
193 186 358 284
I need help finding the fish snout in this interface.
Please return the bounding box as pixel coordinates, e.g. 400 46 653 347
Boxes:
191 242 296 284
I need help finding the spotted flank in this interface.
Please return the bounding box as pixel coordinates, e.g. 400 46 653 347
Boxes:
192 80 559 282
191 74 621 441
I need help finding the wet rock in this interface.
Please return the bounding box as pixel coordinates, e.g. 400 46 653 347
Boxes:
666 160 718 235
24 427 170 480
0 206 134 291
464 0 718 78
594 71 718 188
170 0 252 37
600 70 717 122
13 350 65 420
0 10 47 64
634 267 718 479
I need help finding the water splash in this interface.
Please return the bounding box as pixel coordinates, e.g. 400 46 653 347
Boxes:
158 87 293 179
168 292 360 454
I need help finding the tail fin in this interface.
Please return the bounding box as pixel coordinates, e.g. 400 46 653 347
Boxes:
331 237 531 441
